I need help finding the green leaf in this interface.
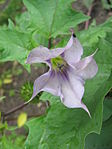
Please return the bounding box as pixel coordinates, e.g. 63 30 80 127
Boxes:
25 116 45 149
0 122 8 132
15 12 30 33
0 28 32 71
8 19 15 30
101 0 112 10
78 17 112 47
0 96 6 102
85 117 112 149
85 97 112 149
0 135 25 149
25 74 112 149
23 0 89 38
103 98 112 122
0 0 23 25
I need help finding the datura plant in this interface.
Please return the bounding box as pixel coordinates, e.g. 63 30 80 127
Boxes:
26 33 98 117
1 0 112 148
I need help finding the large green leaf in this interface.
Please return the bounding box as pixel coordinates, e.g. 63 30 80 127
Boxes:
23 0 89 38
0 28 32 70
84 97 112 148
85 98 112 149
25 116 45 149
85 117 112 149
78 17 112 47
24 30 112 148
25 74 112 149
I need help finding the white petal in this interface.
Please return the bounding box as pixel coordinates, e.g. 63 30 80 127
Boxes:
26 46 51 64
63 35 83 65
30 70 60 101
76 51 98 80
26 46 66 64
59 70 90 116
31 71 51 100
42 71 60 96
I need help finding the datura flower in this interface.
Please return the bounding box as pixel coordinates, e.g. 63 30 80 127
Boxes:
26 33 98 117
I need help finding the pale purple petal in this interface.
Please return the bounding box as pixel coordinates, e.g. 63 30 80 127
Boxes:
63 34 83 65
26 46 51 64
30 70 60 101
59 70 90 116
26 46 66 64
75 50 98 80
41 71 60 96
30 71 51 100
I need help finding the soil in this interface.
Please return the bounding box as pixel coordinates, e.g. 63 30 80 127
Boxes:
0 62 48 127
0 0 112 135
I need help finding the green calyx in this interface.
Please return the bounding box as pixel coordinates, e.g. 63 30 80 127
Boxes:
51 56 67 71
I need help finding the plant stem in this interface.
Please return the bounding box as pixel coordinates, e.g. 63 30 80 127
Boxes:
4 102 29 117
85 5 93 30
85 1 97 30
6 113 42 121
48 37 51 49
1 112 5 123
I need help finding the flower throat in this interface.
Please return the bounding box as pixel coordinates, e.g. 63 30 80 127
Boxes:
51 56 67 71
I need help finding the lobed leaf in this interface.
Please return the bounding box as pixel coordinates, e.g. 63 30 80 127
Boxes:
23 0 89 38
0 28 32 71
85 117 112 149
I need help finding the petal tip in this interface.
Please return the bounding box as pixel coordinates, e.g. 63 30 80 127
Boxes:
81 102 91 118
25 58 30 64
92 48 98 57
25 60 28 64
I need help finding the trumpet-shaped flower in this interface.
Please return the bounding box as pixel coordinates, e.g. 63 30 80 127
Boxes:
26 33 98 116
